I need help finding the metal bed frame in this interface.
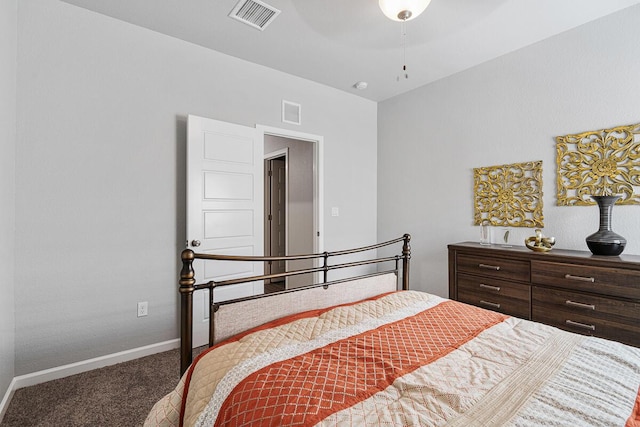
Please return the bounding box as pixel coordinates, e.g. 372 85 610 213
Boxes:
178 234 411 374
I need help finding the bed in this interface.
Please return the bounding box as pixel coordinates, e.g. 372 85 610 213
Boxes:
145 235 640 426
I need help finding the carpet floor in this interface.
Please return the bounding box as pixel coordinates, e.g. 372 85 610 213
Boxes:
1 348 185 427
2 286 286 426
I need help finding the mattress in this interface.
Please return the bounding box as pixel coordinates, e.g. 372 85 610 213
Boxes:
145 290 640 426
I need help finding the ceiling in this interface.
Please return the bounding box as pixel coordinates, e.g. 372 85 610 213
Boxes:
61 0 640 102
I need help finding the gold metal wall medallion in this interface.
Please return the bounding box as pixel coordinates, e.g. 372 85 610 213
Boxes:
474 160 543 228
556 122 640 205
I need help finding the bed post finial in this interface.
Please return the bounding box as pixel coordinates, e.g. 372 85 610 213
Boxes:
402 234 411 290
179 249 196 375
323 252 329 283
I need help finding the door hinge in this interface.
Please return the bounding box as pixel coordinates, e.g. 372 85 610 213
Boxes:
317 231 320 237
268 170 273 177
268 214 272 221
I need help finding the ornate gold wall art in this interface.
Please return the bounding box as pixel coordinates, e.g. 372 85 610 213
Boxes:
556 122 640 206
474 160 544 228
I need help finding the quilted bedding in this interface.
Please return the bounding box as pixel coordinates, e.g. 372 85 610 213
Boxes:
145 291 640 426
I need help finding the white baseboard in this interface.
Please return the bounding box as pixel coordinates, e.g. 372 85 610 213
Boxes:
0 377 17 423
0 338 180 422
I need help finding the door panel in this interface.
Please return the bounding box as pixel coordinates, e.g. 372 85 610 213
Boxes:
203 172 253 199
203 210 253 238
187 115 264 347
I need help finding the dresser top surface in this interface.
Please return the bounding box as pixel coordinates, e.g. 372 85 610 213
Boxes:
449 242 640 269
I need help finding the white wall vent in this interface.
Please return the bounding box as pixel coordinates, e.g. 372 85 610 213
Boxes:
282 100 301 125
229 0 281 31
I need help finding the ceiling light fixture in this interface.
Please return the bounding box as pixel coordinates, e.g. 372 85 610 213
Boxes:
378 0 432 22
378 0 432 81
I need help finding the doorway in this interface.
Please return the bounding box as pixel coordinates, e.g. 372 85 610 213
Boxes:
261 129 322 289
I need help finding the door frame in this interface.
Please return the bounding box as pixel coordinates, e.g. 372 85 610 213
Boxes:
257 125 324 258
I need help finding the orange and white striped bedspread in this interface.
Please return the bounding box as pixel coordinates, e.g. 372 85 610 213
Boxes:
145 291 640 426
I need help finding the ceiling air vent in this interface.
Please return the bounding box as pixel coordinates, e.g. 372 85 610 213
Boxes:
228 0 281 31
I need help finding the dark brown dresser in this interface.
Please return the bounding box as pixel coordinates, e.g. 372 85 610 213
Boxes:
448 242 640 347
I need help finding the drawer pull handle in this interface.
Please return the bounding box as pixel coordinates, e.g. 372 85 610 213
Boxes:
565 300 596 310
564 274 595 283
479 300 501 309
479 284 501 292
479 263 501 271
565 320 596 331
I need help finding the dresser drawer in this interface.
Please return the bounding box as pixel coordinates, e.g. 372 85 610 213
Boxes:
531 260 640 299
458 273 530 318
532 286 640 347
457 254 530 282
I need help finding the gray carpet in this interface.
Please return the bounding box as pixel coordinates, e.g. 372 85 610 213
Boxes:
1 348 185 427
2 286 286 426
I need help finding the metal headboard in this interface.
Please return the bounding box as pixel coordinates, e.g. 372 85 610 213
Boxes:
178 234 411 374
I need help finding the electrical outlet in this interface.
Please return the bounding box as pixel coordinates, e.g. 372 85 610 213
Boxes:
137 301 148 317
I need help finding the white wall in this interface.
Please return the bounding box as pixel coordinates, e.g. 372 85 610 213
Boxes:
378 5 640 297
14 0 377 375
0 0 17 402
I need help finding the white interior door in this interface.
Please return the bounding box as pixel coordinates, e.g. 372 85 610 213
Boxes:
187 115 264 347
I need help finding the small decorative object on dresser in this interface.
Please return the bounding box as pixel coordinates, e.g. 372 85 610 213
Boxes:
586 195 627 256
525 228 555 252
479 220 492 245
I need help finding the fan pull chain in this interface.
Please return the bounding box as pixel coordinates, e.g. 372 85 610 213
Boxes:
397 20 409 81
